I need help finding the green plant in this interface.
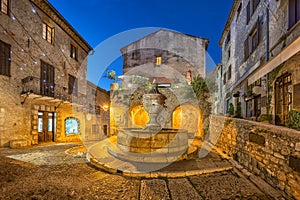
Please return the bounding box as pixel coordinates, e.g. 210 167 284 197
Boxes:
229 103 234 116
257 114 272 122
191 76 211 120
105 70 117 83
235 102 242 118
285 110 300 130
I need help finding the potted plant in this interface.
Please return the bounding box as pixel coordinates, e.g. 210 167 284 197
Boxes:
257 114 273 123
105 70 119 90
229 103 234 116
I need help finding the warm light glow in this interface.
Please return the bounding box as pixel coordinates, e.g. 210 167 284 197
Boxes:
172 104 202 136
102 104 109 112
156 55 162 65
130 105 149 127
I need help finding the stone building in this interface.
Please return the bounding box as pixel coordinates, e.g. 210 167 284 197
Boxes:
85 81 110 141
219 0 300 124
0 0 93 147
110 29 209 141
120 29 209 84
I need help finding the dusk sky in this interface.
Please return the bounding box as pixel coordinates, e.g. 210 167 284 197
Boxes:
48 0 233 90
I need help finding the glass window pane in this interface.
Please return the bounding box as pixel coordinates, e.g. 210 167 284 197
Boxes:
65 118 79 134
38 118 43 132
48 119 53 131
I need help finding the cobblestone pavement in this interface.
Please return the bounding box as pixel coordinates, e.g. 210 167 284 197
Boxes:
0 143 284 199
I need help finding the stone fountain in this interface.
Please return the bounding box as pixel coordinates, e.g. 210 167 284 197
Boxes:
108 84 189 163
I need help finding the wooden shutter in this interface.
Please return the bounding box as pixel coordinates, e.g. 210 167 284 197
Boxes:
289 0 296 28
244 38 249 60
297 0 300 21
247 2 251 24
40 61 55 97
0 40 11 76
68 74 77 96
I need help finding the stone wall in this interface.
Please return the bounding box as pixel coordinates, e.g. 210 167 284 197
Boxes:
209 115 300 199
110 84 204 139
121 29 208 79
0 0 90 147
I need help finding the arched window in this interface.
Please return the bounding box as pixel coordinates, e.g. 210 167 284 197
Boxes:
65 117 80 134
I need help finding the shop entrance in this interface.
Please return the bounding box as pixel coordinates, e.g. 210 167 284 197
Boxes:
38 111 56 142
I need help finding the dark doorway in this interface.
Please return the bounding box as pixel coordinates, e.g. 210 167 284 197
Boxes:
103 125 108 136
253 95 261 119
38 111 55 142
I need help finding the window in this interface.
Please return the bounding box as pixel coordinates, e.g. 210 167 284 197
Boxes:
70 44 78 61
95 105 101 115
228 49 231 60
68 74 78 96
0 0 9 15
65 117 80 134
0 40 11 76
236 3 242 20
223 72 227 84
225 31 231 47
244 19 260 60
42 22 54 44
246 0 260 24
155 55 162 65
92 124 100 133
289 0 300 29
40 60 55 97
227 65 232 80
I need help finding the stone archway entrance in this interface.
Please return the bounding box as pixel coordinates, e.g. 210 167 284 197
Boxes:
129 105 149 127
172 104 203 139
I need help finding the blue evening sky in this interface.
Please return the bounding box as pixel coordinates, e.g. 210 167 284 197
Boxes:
48 0 233 90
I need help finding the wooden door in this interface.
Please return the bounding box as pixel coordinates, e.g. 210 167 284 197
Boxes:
38 111 55 142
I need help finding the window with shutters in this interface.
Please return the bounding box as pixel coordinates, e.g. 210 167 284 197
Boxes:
0 40 11 77
227 65 232 80
70 44 78 61
92 124 100 133
68 74 78 96
0 0 9 15
40 61 55 97
155 55 162 65
244 19 260 61
223 72 227 84
289 0 300 29
246 0 260 24
42 22 54 44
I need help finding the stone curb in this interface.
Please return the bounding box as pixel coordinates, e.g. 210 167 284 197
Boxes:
87 152 233 178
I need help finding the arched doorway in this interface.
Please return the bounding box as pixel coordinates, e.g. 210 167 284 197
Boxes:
172 104 203 138
129 105 149 127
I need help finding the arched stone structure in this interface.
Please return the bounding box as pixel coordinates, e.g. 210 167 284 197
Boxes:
172 104 204 139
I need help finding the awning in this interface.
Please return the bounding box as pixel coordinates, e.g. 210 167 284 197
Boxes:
248 35 300 85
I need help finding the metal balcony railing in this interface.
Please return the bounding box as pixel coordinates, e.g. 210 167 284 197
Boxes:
21 76 86 105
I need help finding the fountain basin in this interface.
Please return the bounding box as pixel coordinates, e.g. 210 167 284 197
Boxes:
108 128 189 163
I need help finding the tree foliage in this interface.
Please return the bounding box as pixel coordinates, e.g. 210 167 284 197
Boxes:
191 75 211 120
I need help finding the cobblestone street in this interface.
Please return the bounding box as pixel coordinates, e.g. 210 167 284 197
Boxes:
0 143 285 199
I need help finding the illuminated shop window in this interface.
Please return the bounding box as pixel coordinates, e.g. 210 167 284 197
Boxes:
65 117 80 134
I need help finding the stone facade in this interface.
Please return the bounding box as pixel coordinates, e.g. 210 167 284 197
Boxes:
218 0 300 124
85 81 110 141
121 29 209 83
110 84 204 140
0 0 92 147
209 115 300 199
